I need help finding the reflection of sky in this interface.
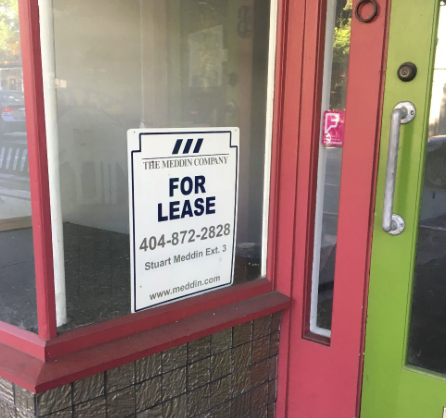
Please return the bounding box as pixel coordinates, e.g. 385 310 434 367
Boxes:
429 6 446 128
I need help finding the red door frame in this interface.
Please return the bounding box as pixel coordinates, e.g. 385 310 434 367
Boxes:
275 0 390 416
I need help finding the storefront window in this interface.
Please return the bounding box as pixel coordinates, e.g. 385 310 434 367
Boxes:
407 3 446 374
0 0 37 332
310 0 352 337
40 0 274 331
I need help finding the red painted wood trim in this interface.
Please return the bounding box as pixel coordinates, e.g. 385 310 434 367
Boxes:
334 1 390 416
18 0 57 339
272 0 306 416
0 278 271 361
45 278 272 359
0 322 46 360
0 292 289 394
279 0 329 413
300 0 328 339
279 0 390 417
355 0 391 414
266 0 287 286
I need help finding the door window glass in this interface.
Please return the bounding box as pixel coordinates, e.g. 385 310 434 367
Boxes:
0 0 37 332
407 3 446 374
310 0 352 338
41 0 275 331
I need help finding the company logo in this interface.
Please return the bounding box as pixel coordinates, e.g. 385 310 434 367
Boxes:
172 138 204 155
322 111 345 147
324 113 341 139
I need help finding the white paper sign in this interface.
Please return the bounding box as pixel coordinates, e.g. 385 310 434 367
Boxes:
128 128 239 312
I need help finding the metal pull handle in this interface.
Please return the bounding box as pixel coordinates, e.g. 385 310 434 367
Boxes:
382 101 416 235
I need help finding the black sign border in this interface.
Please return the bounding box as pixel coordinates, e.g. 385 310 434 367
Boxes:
130 130 239 313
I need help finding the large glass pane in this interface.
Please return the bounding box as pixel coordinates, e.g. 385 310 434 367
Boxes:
309 0 352 337
407 3 446 374
0 0 37 332
42 0 274 331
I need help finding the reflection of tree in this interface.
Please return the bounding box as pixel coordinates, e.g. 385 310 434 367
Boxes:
0 0 20 65
330 0 352 110
333 0 352 65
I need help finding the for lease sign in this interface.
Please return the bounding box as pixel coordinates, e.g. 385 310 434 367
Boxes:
128 128 239 312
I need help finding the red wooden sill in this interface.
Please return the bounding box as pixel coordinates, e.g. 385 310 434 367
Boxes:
45 278 272 360
0 291 289 393
0 278 271 362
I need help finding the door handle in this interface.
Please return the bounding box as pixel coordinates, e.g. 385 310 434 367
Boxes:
382 101 416 235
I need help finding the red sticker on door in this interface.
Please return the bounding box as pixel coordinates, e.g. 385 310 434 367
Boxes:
322 111 345 147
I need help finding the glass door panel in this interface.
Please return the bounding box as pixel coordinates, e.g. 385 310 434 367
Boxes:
310 0 352 338
408 5 446 374
361 1 446 417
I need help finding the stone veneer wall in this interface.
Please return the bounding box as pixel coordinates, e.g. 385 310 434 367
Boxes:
0 313 281 418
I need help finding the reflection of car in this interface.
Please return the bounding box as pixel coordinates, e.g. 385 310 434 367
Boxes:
0 90 26 135
425 135 446 187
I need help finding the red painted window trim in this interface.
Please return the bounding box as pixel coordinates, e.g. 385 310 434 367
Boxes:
355 3 392 414
0 279 272 361
19 0 57 340
296 0 329 342
0 292 290 394
46 278 273 359
0 0 292 362
0 322 46 360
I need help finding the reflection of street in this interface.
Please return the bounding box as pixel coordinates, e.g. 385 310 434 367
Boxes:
410 39 446 370
320 147 342 250
0 132 32 220
324 147 342 214
316 147 342 329
0 130 36 332
409 212 446 374
0 195 31 219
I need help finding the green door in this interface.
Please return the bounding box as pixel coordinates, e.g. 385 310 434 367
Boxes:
361 0 446 417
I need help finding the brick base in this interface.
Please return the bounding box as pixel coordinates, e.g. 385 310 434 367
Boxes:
0 313 281 417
